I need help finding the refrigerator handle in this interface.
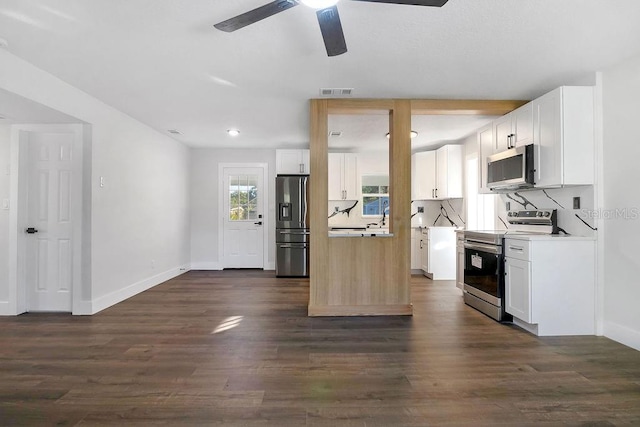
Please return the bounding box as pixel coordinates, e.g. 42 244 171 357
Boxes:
301 176 308 227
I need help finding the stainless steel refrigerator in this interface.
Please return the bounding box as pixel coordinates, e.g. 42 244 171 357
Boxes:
276 175 310 277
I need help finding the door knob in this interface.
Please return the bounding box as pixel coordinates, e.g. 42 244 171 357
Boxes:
25 227 38 234
254 221 262 226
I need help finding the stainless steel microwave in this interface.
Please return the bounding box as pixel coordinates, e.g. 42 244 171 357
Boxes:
487 144 535 192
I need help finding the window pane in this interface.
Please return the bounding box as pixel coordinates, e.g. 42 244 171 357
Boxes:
362 175 389 216
362 185 379 194
229 174 259 221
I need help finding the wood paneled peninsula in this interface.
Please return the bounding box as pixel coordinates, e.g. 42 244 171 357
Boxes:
308 98 526 317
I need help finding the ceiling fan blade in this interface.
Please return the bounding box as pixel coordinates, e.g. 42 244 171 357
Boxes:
316 6 347 57
214 0 299 32
349 0 448 6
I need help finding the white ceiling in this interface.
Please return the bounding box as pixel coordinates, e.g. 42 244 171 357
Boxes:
1 0 640 149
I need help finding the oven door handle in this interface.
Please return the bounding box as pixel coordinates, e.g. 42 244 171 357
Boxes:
464 241 501 255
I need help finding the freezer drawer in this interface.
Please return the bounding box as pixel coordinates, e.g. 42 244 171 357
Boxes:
276 243 309 277
276 228 310 244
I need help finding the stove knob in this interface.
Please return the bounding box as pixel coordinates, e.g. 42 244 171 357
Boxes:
544 211 551 217
507 212 513 217
536 211 543 217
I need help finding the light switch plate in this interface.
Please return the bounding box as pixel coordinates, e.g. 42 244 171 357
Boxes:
573 197 581 209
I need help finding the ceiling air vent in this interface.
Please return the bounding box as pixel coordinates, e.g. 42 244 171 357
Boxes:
167 129 182 135
320 88 353 97
328 130 342 137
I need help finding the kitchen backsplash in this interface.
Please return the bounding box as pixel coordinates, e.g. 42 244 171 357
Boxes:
496 185 596 237
327 198 465 229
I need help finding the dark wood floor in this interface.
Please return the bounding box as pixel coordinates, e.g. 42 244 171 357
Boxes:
1 271 639 426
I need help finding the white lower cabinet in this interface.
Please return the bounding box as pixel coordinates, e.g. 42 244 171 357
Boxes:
421 227 457 280
504 257 531 322
411 229 421 271
504 237 595 336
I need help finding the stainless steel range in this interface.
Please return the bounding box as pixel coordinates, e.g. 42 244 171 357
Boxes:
462 209 557 322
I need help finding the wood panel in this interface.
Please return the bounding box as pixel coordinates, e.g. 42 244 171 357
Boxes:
410 99 528 115
309 99 412 316
309 99 329 308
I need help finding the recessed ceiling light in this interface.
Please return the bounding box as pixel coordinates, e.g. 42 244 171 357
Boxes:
386 131 418 139
167 129 182 135
301 0 340 9
227 129 240 137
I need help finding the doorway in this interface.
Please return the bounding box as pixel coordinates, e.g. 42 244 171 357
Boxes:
9 124 84 314
218 164 268 269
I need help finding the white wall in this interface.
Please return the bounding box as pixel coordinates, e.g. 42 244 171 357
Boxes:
0 50 190 314
601 53 640 350
0 124 10 301
190 148 276 270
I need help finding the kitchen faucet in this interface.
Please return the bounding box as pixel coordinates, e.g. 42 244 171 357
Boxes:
381 200 388 226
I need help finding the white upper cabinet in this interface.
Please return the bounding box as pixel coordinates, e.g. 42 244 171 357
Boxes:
477 124 493 194
532 86 594 188
276 149 310 175
436 145 463 199
328 153 358 200
411 151 436 200
493 102 533 152
411 145 462 200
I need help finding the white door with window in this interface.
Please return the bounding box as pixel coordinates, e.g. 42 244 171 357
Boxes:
25 132 76 312
221 166 265 268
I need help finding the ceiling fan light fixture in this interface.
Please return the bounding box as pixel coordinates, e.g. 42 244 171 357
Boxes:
386 131 418 139
300 0 340 9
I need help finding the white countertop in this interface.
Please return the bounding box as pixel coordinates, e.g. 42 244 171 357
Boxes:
504 234 596 241
329 229 393 237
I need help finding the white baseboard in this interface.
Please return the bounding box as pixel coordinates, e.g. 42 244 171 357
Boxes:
73 300 94 316
0 301 15 316
604 320 640 351
87 265 189 315
190 262 222 270
264 262 275 271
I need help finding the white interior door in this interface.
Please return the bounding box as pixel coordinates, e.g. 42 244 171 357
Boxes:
25 132 75 312
222 167 265 268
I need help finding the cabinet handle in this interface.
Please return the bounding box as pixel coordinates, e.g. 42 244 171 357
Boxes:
435 188 438 198
508 246 524 252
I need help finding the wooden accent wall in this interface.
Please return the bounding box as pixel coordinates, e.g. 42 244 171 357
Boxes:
308 98 527 317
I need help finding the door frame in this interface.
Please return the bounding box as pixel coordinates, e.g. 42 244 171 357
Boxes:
8 124 85 315
217 163 269 270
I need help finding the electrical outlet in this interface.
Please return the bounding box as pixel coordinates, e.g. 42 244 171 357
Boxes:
573 197 581 209
417 206 424 213
506 202 511 211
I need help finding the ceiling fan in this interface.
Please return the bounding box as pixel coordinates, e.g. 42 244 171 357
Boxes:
214 0 449 57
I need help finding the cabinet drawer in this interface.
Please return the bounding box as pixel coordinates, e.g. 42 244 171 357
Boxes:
504 239 530 260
